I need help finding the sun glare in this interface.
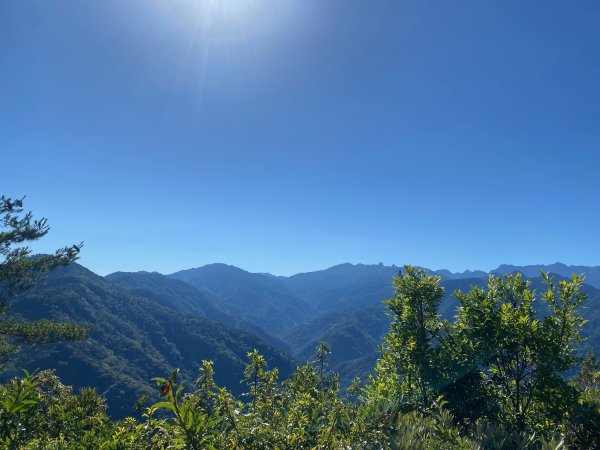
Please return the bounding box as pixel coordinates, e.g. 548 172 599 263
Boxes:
159 0 295 40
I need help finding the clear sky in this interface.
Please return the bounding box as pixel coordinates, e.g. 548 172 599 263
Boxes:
1 0 599 276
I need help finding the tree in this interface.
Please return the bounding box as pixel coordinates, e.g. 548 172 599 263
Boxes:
365 266 445 408
244 348 268 416
0 195 87 365
450 273 587 432
315 341 331 383
575 352 600 390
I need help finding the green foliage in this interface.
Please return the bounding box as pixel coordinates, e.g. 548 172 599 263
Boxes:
0 195 86 366
0 370 111 449
565 352 600 449
447 273 587 433
363 267 597 448
143 348 380 449
5 262 297 418
365 266 446 408
0 348 594 448
1 253 599 447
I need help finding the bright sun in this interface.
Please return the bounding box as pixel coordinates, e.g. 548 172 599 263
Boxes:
174 0 290 39
147 0 303 46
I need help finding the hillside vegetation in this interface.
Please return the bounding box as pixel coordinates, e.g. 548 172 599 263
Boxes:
5 263 295 418
2 267 600 448
1 195 600 448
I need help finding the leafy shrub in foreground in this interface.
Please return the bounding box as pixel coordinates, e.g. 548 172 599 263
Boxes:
1 266 600 448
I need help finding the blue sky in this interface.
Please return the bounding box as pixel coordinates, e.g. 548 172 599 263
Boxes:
1 0 599 276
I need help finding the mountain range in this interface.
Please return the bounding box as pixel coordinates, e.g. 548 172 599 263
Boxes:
4 260 599 417
5 264 295 418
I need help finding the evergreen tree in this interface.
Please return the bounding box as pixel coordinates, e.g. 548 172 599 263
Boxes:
0 195 86 365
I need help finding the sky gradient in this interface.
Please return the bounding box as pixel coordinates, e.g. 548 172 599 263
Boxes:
1 0 599 276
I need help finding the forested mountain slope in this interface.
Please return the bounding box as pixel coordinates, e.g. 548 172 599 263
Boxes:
4 263 296 418
281 277 489 384
14 261 596 418
281 263 399 311
282 273 600 386
169 263 313 336
280 263 495 314
106 270 291 352
106 271 230 321
164 262 600 388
